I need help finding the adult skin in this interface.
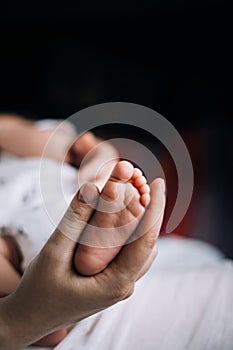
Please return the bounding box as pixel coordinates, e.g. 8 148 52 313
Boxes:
0 178 165 350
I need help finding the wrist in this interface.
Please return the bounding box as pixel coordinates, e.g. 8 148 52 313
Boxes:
0 295 17 350
0 292 43 350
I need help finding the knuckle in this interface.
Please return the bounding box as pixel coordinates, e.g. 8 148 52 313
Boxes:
144 234 157 251
122 284 135 300
112 280 135 301
70 202 89 220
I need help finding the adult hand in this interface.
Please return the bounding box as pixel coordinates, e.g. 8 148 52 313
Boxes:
0 178 165 350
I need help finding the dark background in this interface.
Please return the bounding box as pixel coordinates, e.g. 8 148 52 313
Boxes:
0 1 232 256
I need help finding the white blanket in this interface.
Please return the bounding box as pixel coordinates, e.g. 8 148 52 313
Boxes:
53 239 233 350
0 153 79 269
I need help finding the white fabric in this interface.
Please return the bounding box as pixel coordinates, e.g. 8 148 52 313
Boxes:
26 238 233 350
55 259 233 350
0 155 80 269
0 120 82 269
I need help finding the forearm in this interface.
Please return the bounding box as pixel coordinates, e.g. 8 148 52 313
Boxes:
0 295 21 350
0 292 54 350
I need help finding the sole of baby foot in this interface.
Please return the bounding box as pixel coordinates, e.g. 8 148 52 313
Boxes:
33 328 68 347
74 160 150 276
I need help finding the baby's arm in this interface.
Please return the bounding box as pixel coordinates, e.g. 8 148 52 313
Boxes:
0 114 34 156
0 114 73 159
0 114 51 157
0 113 119 186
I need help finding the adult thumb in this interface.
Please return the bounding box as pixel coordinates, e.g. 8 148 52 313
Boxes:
41 183 99 262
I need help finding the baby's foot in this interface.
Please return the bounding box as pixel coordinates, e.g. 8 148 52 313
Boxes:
66 132 98 167
33 328 68 347
36 121 97 164
74 161 150 276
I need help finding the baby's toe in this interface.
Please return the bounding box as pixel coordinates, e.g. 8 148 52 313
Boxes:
133 168 143 179
139 184 150 195
141 193 151 207
102 161 134 201
111 160 134 182
134 175 147 188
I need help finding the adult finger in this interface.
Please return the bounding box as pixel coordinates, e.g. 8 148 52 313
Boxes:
136 245 158 281
41 183 99 262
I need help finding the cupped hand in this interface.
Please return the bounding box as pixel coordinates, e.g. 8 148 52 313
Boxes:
0 179 165 350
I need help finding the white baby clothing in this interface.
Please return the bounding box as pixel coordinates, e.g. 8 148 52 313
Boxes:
0 120 81 269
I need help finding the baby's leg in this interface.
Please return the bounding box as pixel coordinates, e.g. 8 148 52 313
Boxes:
0 113 97 162
74 161 150 276
0 234 23 273
0 254 20 295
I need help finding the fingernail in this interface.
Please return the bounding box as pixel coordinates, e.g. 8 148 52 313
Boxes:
78 183 99 205
157 178 166 194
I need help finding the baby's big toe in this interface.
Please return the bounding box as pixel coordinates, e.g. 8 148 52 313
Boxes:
102 161 135 201
111 161 134 182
